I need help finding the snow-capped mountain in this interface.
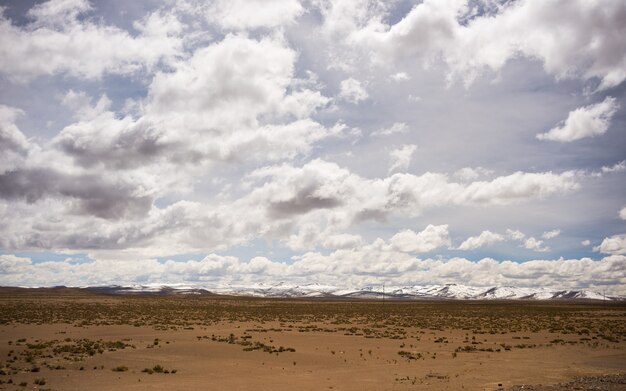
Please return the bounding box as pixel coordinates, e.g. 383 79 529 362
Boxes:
86 283 621 301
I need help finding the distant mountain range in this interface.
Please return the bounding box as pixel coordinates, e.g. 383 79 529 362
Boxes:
83 283 622 301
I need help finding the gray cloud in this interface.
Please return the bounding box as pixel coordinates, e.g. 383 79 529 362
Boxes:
55 119 180 170
0 0 624 291
0 105 28 154
0 168 151 219
268 184 343 218
51 34 336 171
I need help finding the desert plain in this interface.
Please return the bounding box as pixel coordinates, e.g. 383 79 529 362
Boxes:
0 288 624 391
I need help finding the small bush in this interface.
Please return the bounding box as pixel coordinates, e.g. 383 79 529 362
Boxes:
143 365 176 374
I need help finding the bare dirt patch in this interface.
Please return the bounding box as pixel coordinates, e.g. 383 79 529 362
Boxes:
0 288 624 390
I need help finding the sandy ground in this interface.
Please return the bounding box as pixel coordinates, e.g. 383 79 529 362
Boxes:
0 289 624 390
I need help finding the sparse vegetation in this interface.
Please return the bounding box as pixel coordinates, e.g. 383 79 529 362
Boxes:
142 364 177 374
398 350 423 360
0 288 623 390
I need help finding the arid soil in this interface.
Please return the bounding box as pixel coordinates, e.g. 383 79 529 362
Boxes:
0 288 624 390
508 373 626 390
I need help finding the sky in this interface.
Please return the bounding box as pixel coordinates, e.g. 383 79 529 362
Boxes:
0 0 625 294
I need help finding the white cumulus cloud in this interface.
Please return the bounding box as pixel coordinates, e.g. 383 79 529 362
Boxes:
207 0 304 30
352 0 626 90
0 1 184 81
542 229 561 240
524 237 549 252
371 122 409 137
537 97 619 142
388 144 417 173
390 225 451 253
506 229 526 241
454 167 493 182
1 252 625 295
602 160 626 174
338 78 369 103
458 230 504 250
0 105 30 173
0 0 624 293
595 234 626 255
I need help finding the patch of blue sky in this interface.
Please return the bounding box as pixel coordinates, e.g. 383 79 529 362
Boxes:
0 250 93 264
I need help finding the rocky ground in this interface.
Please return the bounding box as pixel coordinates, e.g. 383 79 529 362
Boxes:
508 374 626 390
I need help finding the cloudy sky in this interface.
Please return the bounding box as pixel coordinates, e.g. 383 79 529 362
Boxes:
0 0 625 294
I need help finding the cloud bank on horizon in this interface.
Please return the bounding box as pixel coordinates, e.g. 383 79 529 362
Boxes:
0 0 625 294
